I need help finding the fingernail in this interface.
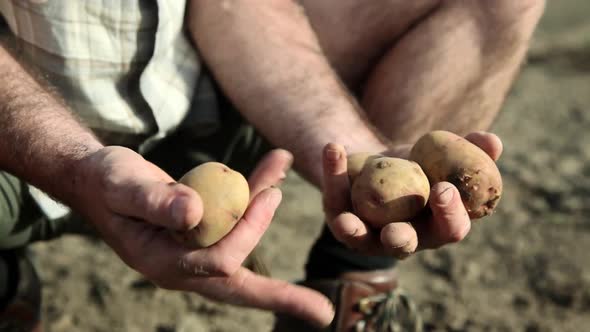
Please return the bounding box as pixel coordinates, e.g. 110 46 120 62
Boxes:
438 186 454 206
171 196 190 228
325 148 341 162
283 152 294 171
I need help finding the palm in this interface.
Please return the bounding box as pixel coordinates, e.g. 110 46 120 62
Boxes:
73 146 334 327
321 132 503 258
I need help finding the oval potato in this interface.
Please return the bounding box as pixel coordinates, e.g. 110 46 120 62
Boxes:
410 130 502 219
173 162 249 248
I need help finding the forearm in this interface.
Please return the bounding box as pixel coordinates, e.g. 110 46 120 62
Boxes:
188 0 387 186
0 45 103 203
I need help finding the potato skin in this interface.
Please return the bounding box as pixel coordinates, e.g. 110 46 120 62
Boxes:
351 157 430 228
410 130 502 219
347 153 382 184
174 162 250 248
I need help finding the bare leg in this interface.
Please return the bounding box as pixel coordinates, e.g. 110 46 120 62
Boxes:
299 0 441 89
300 0 546 145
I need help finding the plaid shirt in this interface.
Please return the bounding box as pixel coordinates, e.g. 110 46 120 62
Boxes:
1 0 221 219
0 0 220 151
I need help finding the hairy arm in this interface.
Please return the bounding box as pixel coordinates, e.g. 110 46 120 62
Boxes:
0 44 103 204
188 0 388 187
0 26 336 325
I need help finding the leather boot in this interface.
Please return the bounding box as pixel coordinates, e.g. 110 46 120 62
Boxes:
273 268 422 332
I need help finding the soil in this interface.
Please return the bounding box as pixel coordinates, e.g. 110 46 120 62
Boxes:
30 1 590 331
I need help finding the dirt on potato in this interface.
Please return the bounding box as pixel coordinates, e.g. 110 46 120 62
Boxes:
31 1 590 331
410 131 502 219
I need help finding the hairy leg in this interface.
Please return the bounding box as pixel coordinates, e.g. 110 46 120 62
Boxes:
300 0 546 145
298 0 440 89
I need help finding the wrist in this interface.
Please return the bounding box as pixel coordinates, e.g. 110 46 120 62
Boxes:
343 139 389 156
383 144 412 160
294 136 388 188
60 139 104 208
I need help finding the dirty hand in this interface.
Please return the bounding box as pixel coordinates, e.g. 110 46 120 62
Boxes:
321 132 503 259
71 146 334 327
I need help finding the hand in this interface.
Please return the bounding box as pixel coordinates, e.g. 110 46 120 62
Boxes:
322 132 503 259
71 146 335 327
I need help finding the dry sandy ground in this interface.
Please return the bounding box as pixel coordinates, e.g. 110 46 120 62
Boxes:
30 1 590 331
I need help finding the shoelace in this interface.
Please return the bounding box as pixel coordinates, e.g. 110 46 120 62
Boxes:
354 288 423 332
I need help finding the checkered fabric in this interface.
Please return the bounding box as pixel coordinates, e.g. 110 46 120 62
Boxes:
0 0 221 219
0 0 220 150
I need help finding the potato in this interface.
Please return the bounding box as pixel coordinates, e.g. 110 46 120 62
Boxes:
347 152 382 184
351 157 430 228
173 162 250 248
410 130 502 219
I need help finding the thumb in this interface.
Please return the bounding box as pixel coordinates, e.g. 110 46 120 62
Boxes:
464 131 503 161
107 180 203 231
248 149 293 198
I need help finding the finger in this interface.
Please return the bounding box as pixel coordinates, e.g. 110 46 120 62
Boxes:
180 188 282 276
380 222 418 259
191 268 335 328
109 216 335 328
327 212 381 254
107 179 203 231
417 182 471 249
322 143 350 219
103 213 192 282
248 149 293 198
465 131 503 161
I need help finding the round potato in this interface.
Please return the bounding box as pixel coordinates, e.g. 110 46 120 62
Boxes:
173 162 250 248
410 130 502 219
351 157 430 228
